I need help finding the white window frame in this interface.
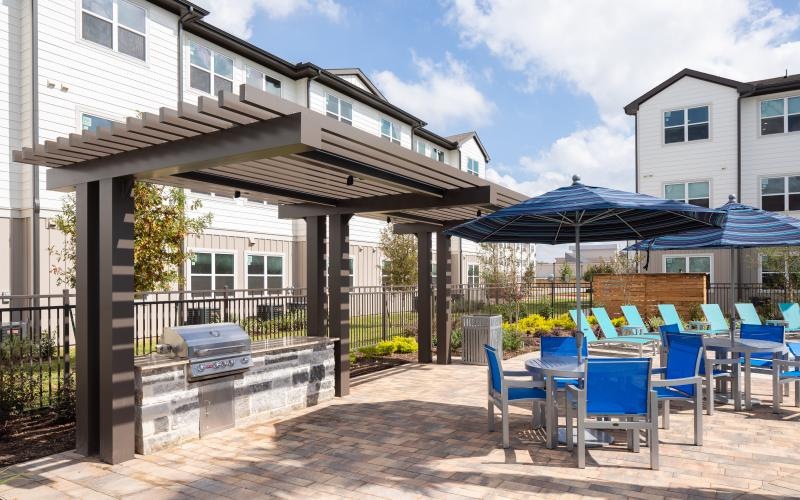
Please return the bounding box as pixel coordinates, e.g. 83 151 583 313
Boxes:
663 180 711 208
758 253 800 288
324 93 353 125
662 105 710 144
662 254 713 281
430 147 444 162
467 264 480 287
759 95 800 136
245 252 285 294
188 40 234 95
466 157 480 176
188 250 236 296
80 0 148 62
244 66 282 97
759 174 800 212
415 139 426 155
381 118 400 145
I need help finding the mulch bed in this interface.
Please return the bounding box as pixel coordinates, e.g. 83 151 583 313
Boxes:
0 411 75 466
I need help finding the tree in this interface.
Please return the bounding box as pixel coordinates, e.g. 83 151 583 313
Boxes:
558 262 574 282
479 243 519 288
378 225 418 286
50 183 212 292
582 262 615 282
521 261 537 287
752 246 800 300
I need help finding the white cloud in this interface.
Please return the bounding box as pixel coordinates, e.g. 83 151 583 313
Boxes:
372 53 495 132
194 0 344 39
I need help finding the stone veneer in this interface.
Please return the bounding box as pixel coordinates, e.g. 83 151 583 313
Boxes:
134 337 335 455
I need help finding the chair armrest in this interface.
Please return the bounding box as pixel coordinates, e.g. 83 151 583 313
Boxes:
565 384 582 398
773 359 800 369
503 370 531 377
504 378 545 389
652 376 702 387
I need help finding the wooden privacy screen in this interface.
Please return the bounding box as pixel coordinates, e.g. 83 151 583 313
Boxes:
592 273 708 320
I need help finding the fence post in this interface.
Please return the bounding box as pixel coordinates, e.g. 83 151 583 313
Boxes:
62 288 71 385
588 282 593 309
223 286 230 322
381 287 388 341
550 279 555 315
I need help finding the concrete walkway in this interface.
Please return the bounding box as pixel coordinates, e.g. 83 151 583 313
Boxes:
1 351 799 499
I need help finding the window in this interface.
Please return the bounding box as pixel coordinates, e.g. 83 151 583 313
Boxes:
246 254 283 294
761 176 800 212
415 140 426 155
381 118 400 144
664 255 711 277
761 254 800 288
430 147 444 162
760 96 800 135
189 41 233 94
663 106 709 143
664 181 710 208
431 263 437 279
245 67 281 96
190 252 234 296
466 157 480 176
81 113 114 132
381 260 390 286
325 94 352 125
467 264 479 287
81 0 146 61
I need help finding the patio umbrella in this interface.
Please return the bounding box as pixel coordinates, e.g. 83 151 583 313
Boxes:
626 194 800 343
446 175 725 362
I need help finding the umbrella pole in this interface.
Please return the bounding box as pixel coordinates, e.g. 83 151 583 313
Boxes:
576 223 583 363
730 247 736 345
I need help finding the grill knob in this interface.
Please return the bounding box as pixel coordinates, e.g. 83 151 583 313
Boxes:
197 364 205 372
228 359 234 366
242 357 249 364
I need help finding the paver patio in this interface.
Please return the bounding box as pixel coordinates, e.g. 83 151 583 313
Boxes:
1 351 799 499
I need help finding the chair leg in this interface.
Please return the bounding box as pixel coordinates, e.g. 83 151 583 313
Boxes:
501 401 510 448
773 372 781 413
662 400 670 429
488 399 495 432
795 381 799 407
532 401 542 429
565 398 574 451
706 373 714 415
650 398 660 470
577 399 586 469
694 385 703 446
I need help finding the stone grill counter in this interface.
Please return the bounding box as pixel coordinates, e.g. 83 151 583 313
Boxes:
135 336 335 455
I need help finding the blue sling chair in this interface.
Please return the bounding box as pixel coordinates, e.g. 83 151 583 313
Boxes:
484 345 546 448
773 343 800 411
651 333 703 445
540 336 588 391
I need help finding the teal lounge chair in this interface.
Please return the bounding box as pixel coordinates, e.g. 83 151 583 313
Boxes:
569 309 656 355
621 305 651 334
699 304 733 334
657 304 725 336
735 303 762 326
591 307 660 356
779 303 800 336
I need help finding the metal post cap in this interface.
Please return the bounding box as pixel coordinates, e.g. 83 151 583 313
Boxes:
728 194 737 202
572 175 581 184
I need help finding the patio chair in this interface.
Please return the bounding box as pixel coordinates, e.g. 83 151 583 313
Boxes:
484 345 546 448
620 305 652 335
735 302 763 326
657 304 725 336
651 333 703 445
699 304 734 334
591 307 660 356
739 324 785 370
778 303 800 336
772 355 800 411
541 336 588 389
564 358 659 469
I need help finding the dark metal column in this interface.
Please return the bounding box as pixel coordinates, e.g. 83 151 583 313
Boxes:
75 181 99 456
328 214 351 396
436 232 452 365
417 231 432 363
97 176 135 464
306 216 326 336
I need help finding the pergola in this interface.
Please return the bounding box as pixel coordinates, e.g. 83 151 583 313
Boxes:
13 85 527 464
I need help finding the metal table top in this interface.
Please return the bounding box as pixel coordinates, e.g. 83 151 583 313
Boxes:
703 338 788 354
525 356 586 378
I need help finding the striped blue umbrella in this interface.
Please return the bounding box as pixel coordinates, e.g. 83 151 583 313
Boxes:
626 195 800 342
447 176 725 361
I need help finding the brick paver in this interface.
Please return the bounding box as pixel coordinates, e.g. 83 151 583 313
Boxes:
1 350 799 499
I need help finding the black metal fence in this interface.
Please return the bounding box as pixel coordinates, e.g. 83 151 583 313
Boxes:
708 283 800 320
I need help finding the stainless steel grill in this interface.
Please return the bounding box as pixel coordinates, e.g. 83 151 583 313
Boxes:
159 323 253 381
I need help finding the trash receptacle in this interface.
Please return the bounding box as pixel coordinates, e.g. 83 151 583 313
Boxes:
461 314 503 365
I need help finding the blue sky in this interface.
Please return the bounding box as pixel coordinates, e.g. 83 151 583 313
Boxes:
197 0 800 260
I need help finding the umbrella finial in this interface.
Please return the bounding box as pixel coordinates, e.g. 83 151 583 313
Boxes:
728 194 737 202
572 174 581 185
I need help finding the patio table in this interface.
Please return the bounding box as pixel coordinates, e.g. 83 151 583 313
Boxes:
703 338 787 411
621 325 647 336
524 356 614 449
688 320 711 331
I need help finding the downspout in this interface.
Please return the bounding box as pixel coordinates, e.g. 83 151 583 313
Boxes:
736 95 741 202
457 148 463 285
31 0 40 297
306 68 321 109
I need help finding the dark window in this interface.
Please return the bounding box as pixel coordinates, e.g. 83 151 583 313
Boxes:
264 75 281 96
82 12 112 48
664 127 685 144
190 66 211 93
664 106 709 143
118 27 145 60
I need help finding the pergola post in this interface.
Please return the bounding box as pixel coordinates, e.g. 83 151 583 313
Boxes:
435 232 452 364
97 176 136 464
417 231 432 363
75 181 100 456
328 214 351 396
306 216 326 336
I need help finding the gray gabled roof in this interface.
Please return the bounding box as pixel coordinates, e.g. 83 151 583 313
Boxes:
624 68 800 115
325 69 387 101
446 131 491 162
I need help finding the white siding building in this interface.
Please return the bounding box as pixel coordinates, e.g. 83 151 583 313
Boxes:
625 68 800 284
0 0 532 297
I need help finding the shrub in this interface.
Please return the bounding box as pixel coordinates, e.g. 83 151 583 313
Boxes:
502 329 523 351
358 336 419 358
392 336 418 354
449 328 462 351
0 370 36 419
646 315 664 331
611 316 627 328
373 341 395 356
52 375 76 423
0 337 36 364
38 333 57 359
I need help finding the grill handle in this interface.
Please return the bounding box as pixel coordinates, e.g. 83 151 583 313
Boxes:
194 346 247 357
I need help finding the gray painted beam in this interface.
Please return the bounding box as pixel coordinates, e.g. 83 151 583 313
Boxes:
306 216 326 337
328 214 352 397
97 176 136 464
174 171 338 206
436 232 452 365
417 232 433 363
277 185 495 219
75 181 99 456
47 113 315 190
393 220 471 235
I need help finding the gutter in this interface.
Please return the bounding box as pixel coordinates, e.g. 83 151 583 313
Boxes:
177 6 202 102
31 0 40 296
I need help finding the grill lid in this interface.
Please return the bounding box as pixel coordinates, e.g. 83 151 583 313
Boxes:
161 323 251 359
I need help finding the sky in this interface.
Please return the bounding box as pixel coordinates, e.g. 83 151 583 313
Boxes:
194 0 800 261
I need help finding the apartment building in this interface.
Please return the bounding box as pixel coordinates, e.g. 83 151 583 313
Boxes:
0 0 534 297
625 68 800 284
